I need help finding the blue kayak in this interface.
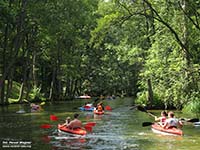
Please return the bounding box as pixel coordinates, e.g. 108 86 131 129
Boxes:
79 106 94 111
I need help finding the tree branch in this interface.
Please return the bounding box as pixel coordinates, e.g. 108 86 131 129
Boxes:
178 1 200 30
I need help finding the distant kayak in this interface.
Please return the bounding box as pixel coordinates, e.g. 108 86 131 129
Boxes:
58 124 87 135
93 110 104 115
79 95 91 99
151 123 183 136
16 109 26 114
79 106 94 111
194 122 200 127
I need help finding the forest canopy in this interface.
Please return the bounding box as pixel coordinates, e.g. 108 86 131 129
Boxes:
0 0 199 113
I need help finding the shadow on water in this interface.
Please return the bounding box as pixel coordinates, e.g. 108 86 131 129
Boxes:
0 98 200 150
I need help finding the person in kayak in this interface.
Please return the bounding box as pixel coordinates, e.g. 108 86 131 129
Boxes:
61 117 71 127
83 102 93 108
161 111 183 129
67 113 82 129
86 103 93 107
30 103 41 112
155 111 167 124
96 101 104 112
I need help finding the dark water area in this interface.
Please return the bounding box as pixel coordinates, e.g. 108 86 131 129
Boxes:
0 98 200 150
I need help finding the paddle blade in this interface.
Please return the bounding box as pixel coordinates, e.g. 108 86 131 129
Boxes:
40 124 52 129
23 99 29 103
105 105 112 111
129 105 137 110
142 122 154 127
84 125 93 132
85 122 96 127
137 106 147 113
40 102 45 105
187 118 199 123
50 115 58 121
41 135 51 143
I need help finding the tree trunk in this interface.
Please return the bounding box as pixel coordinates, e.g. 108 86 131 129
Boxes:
18 56 29 103
32 48 37 88
5 72 13 104
18 82 24 103
72 79 78 98
0 0 12 105
180 0 198 92
0 0 27 105
181 0 190 66
147 78 153 108
49 68 56 101
57 45 62 100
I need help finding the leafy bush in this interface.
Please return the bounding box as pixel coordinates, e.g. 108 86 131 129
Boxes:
135 92 147 106
135 91 165 108
183 99 200 118
29 86 46 101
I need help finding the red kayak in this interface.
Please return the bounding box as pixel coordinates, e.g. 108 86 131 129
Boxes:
58 124 87 135
93 110 104 115
151 123 183 136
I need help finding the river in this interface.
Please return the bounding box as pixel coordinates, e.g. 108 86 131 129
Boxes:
0 98 200 150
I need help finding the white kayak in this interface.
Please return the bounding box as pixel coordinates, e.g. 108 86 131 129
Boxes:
194 122 200 127
16 109 26 114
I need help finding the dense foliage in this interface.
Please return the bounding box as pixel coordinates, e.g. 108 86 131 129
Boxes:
0 0 199 114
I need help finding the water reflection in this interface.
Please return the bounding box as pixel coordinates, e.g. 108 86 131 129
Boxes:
42 129 87 150
43 106 141 150
1 99 200 150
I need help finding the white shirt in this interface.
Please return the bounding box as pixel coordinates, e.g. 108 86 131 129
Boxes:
166 118 178 127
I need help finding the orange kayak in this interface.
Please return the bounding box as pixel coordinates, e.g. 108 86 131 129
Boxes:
58 124 87 135
93 110 104 115
151 123 183 136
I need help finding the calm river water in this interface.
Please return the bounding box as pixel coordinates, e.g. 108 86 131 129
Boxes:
0 98 200 150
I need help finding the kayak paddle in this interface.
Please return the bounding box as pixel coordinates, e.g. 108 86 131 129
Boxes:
142 119 199 127
137 106 156 118
187 118 199 122
142 122 154 127
180 118 199 123
84 122 96 132
50 115 59 121
40 121 96 129
84 125 92 132
40 115 59 129
105 105 112 111
40 124 52 129
129 105 138 110
84 122 96 127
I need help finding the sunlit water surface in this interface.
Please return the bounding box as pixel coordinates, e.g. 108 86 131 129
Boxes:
0 98 200 150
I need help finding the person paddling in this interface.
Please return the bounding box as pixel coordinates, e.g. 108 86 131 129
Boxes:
155 111 167 125
83 102 93 108
161 111 183 129
61 117 71 127
67 113 82 129
96 101 104 112
30 103 41 112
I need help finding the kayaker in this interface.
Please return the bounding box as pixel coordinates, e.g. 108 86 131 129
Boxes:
67 113 82 129
84 102 93 107
86 103 93 107
97 101 104 112
155 111 167 124
30 103 41 112
161 111 183 129
61 117 71 127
